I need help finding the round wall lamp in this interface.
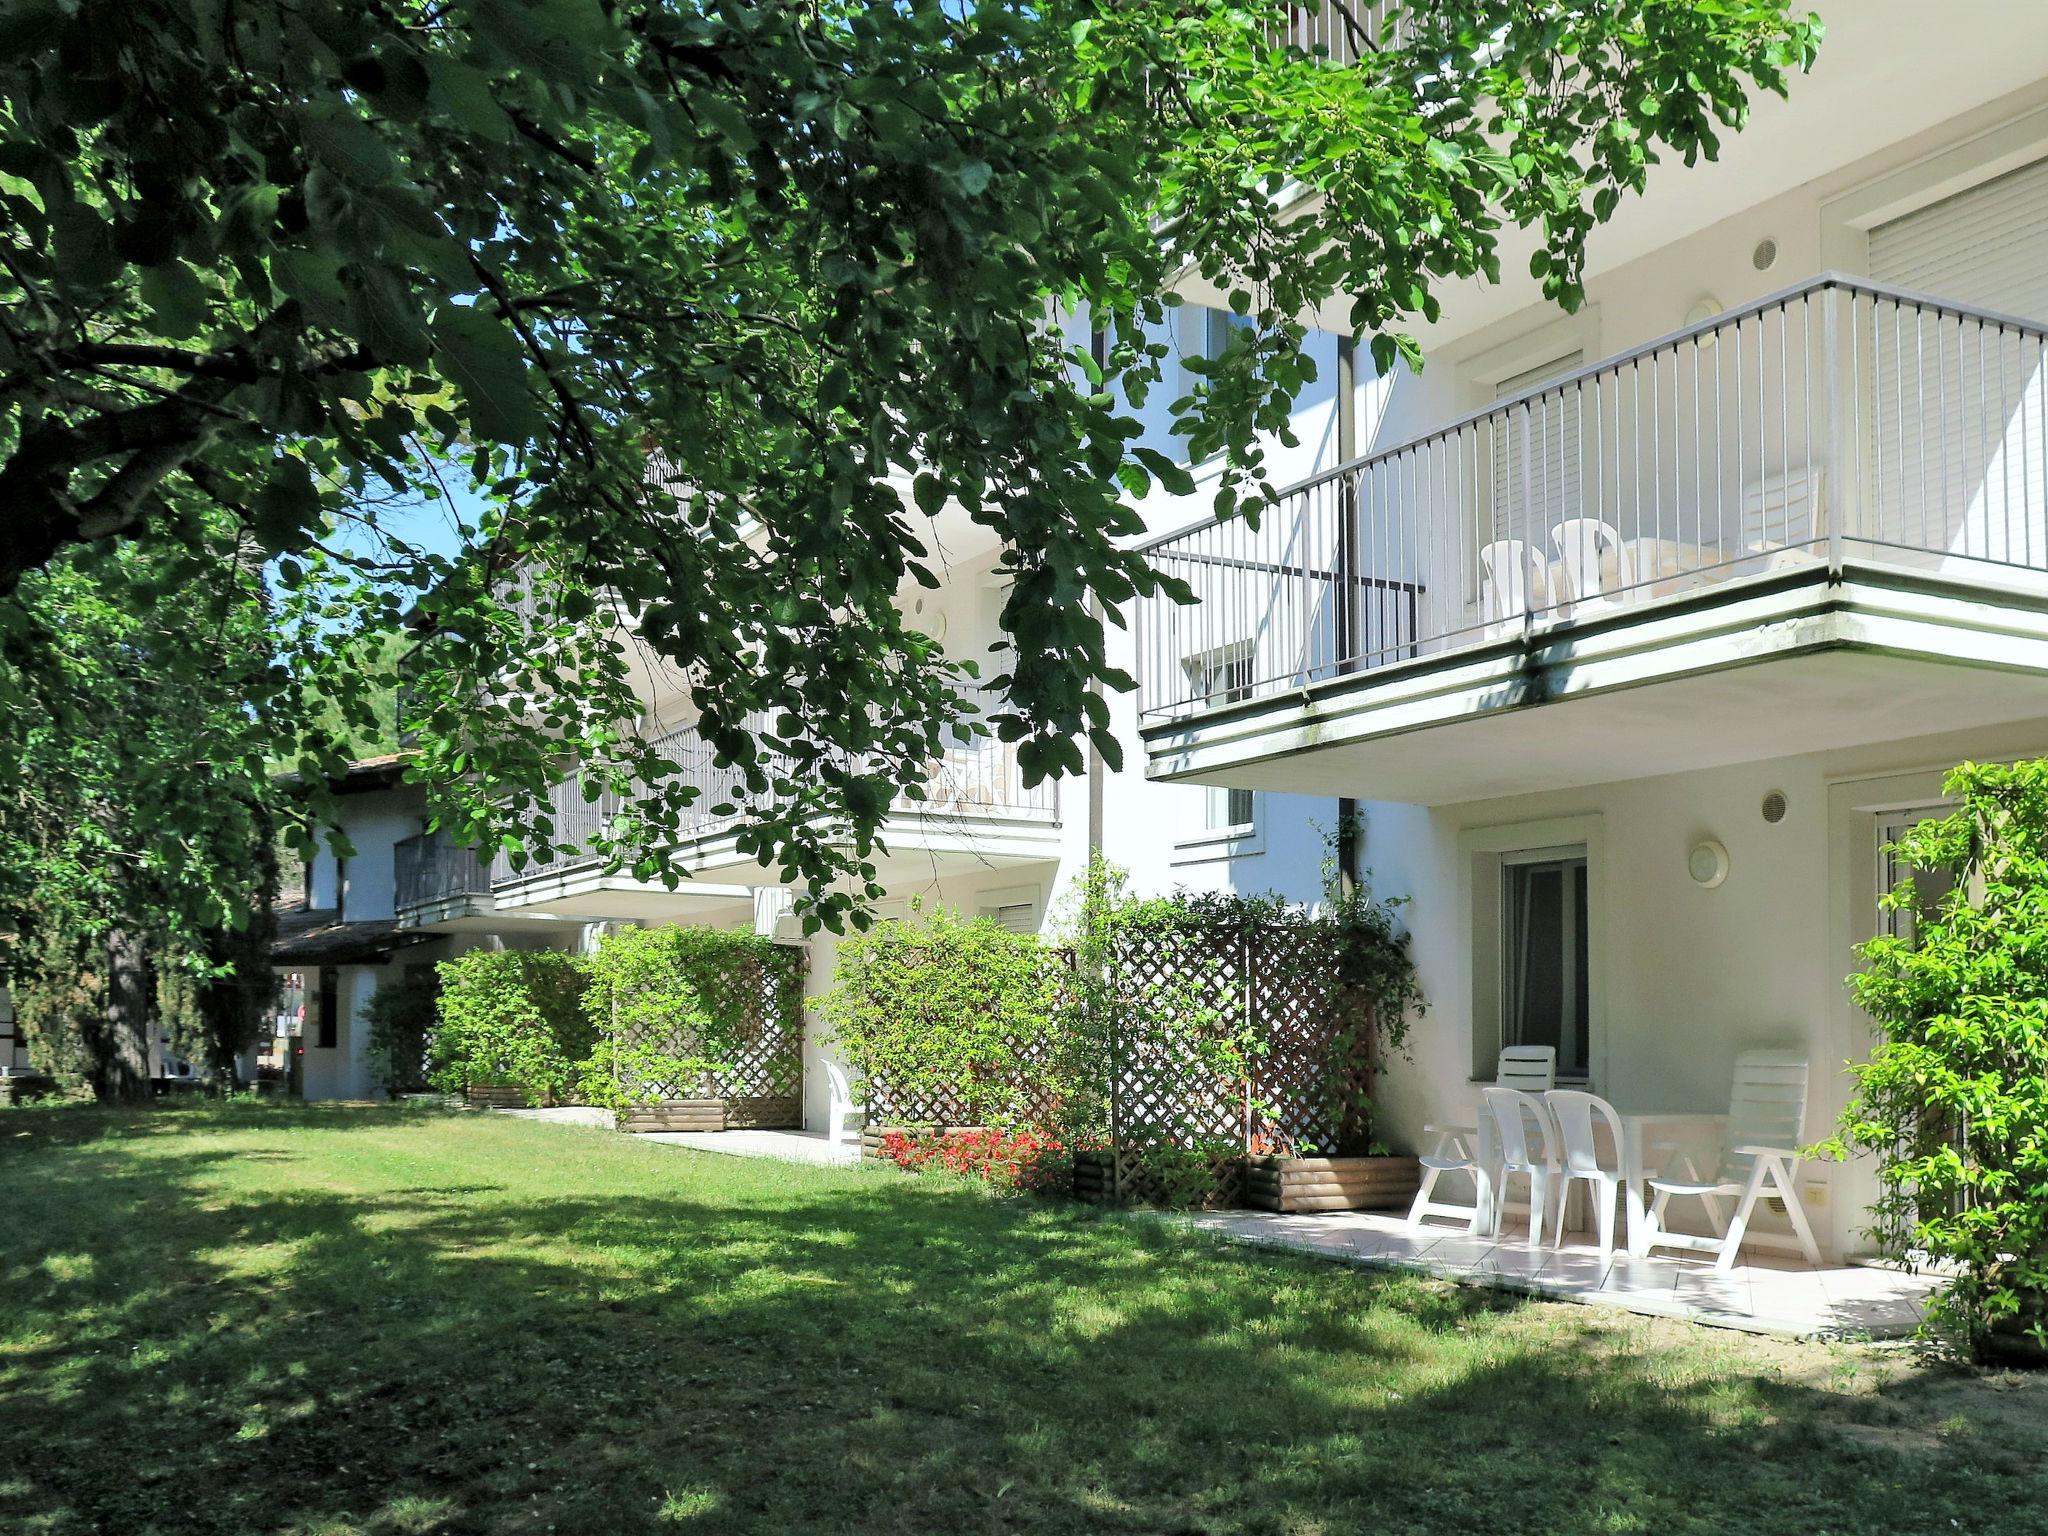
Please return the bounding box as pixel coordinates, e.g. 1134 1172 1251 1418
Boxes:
1686 295 1724 346
1688 838 1730 889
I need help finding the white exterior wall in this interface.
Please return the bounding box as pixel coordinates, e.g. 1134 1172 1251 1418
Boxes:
1352 716 2048 1260
1120 17 2048 1253
306 786 418 921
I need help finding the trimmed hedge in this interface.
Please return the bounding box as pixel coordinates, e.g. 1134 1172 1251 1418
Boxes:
819 906 1077 1131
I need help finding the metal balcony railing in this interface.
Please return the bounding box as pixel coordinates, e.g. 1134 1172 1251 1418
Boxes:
1137 272 2048 721
1270 2 1396 67
488 690 1057 890
394 829 493 912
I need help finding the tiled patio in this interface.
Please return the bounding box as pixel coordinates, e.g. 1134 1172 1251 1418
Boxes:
1175 1208 1947 1339
493 1109 861 1166
632 1127 861 1167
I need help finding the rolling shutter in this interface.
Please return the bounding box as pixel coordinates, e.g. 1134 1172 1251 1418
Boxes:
1866 158 2048 563
1869 157 2048 320
1490 354 1583 547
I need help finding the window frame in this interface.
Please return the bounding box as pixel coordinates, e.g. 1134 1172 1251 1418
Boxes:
1498 847 1591 1081
1462 815 1605 1086
1173 643 1263 863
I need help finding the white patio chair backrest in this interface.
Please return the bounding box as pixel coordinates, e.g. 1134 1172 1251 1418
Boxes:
1546 1089 1624 1177
1551 518 1636 603
824 1059 853 1110
1496 1045 1557 1094
1479 540 1544 623
1741 466 1826 551
1482 1086 1554 1169
1718 1049 1809 1184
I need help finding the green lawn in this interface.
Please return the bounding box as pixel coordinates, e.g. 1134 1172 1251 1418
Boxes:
2 1106 2043 1535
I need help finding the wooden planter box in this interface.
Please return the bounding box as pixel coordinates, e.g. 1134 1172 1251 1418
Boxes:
464 1082 528 1110
1245 1154 1421 1214
621 1099 725 1133
621 1096 803 1133
1073 1148 1246 1210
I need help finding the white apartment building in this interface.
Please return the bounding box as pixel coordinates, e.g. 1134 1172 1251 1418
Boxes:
1133 2 2048 1260
300 4 2048 1265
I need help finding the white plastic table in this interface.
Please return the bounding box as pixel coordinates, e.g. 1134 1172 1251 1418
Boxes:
1619 1112 1727 1257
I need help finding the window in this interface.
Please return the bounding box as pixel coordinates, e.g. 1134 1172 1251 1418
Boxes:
1501 851 1589 1078
316 968 339 1050
1178 305 1256 409
1184 648 1255 834
981 901 1037 934
1877 806 1958 946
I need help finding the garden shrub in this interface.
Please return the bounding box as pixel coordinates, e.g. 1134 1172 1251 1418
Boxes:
364 964 439 1097
819 906 1077 1131
429 949 593 1106
580 925 801 1110
1825 759 2048 1360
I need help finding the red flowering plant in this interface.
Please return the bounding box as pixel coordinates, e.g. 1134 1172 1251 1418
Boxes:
874 1126 1073 1193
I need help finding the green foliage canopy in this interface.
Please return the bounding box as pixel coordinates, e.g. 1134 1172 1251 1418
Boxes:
0 533 283 1096
0 1 1819 927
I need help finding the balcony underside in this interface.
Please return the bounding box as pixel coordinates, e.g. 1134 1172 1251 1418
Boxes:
1141 563 2048 804
489 867 758 922
490 813 1063 920
394 894 520 933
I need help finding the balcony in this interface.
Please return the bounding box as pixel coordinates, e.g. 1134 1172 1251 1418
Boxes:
393 829 498 931
489 695 1061 917
1137 273 2048 801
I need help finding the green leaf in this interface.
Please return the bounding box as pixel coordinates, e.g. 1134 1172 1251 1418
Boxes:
432 305 543 446
297 107 397 187
424 55 513 143
139 261 209 339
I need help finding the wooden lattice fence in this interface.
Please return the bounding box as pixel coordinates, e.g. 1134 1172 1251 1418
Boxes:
833 906 1387 1207
1086 916 1376 1207
609 942 807 1129
857 947 1077 1132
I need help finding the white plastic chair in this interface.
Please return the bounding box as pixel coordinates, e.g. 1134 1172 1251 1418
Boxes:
1550 519 1637 615
1640 1049 1822 1271
1407 1046 1556 1232
822 1060 862 1149
1478 540 1549 638
1497 1044 1558 1094
1481 1086 1561 1249
1545 1089 1627 1257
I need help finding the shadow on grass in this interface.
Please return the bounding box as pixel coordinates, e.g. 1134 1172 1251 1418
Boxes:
1 1103 2042 1536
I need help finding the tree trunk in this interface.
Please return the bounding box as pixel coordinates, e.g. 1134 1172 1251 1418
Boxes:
96 927 154 1103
